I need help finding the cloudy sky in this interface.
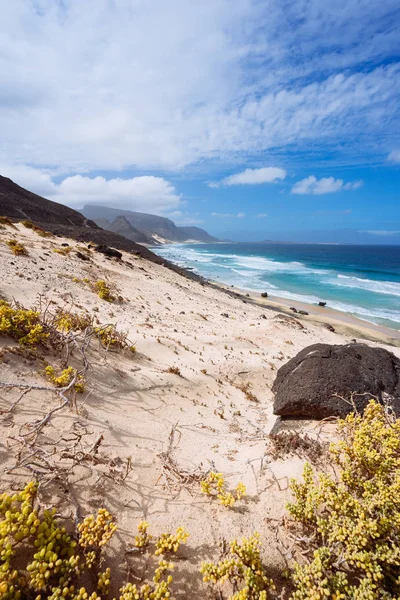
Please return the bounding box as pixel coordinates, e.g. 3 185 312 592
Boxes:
1 0 399 239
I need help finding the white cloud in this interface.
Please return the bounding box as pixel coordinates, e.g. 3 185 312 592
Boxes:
343 180 363 190
210 167 286 187
0 1 398 175
0 165 181 213
211 212 245 218
168 211 204 226
388 150 400 163
364 230 400 236
256 213 268 218
0 165 59 197
291 176 363 195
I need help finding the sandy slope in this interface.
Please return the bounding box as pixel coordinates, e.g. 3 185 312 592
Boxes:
1 223 399 597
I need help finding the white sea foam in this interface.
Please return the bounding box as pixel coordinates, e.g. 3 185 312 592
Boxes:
329 275 400 297
267 289 400 325
231 269 258 278
154 246 400 327
159 247 327 276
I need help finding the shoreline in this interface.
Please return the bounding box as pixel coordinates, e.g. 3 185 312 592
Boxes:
211 280 400 345
151 244 400 343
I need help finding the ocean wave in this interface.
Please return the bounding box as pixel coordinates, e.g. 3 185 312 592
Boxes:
159 247 327 276
330 275 400 297
231 268 259 278
155 246 400 327
268 289 400 325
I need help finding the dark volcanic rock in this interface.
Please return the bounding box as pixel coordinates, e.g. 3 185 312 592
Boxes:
95 245 122 259
272 343 400 418
76 251 90 261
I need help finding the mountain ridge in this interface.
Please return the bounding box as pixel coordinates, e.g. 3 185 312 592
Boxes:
0 175 202 282
79 204 218 243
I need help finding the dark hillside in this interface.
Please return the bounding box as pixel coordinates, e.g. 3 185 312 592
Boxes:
0 175 201 281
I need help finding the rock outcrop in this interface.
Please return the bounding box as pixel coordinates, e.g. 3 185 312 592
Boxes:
273 343 400 418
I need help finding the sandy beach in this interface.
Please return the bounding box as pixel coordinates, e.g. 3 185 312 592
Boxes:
211 281 400 345
1 222 399 597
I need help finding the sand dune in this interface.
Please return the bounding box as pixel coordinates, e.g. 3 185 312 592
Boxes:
1 222 399 597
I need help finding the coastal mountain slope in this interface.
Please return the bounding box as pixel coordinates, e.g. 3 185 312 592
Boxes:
80 204 218 243
105 215 157 245
178 225 217 242
0 174 200 280
0 175 98 228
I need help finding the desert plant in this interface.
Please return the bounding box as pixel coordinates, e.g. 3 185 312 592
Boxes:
6 239 28 255
0 300 48 346
201 533 275 599
201 472 246 507
55 310 93 333
94 280 115 302
134 521 152 549
236 381 258 403
266 431 328 465
45 365 86 393
287 400 400 599
0 215 16 228
94 324 135 352
0 482 190 600
53 246 72 256
167 366 181 376
22 220 52 237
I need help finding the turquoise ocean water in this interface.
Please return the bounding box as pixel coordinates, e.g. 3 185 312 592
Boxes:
154 243 400 331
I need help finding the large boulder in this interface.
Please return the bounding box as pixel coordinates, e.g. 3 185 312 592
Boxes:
272 343 400 419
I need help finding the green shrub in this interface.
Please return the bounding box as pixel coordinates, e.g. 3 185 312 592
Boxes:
0 300 48 346
288 400 400 599
55 310 92 333
94 280 115 302
0 483 188 600
201 533 275 599
45 365 86 393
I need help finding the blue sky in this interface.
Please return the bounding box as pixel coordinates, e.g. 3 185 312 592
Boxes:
0 0 399 241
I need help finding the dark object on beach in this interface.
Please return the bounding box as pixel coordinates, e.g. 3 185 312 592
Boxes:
261 292 268 298
260 314 267 319
290 307 298 313
61 243 70 247
298 310 309 316
272 343 400 419
318 301 327 307
221 313 229 318
76 251 90 261
95 245 122 260
324 323 335 332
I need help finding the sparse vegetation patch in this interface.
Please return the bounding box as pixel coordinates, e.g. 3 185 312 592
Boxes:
6 239 28 255
287 400 400 598
45 365 86 393
22 220 52 237
94 280 115 302
201 472 246 507
0 483 188 600
0 300 48 346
